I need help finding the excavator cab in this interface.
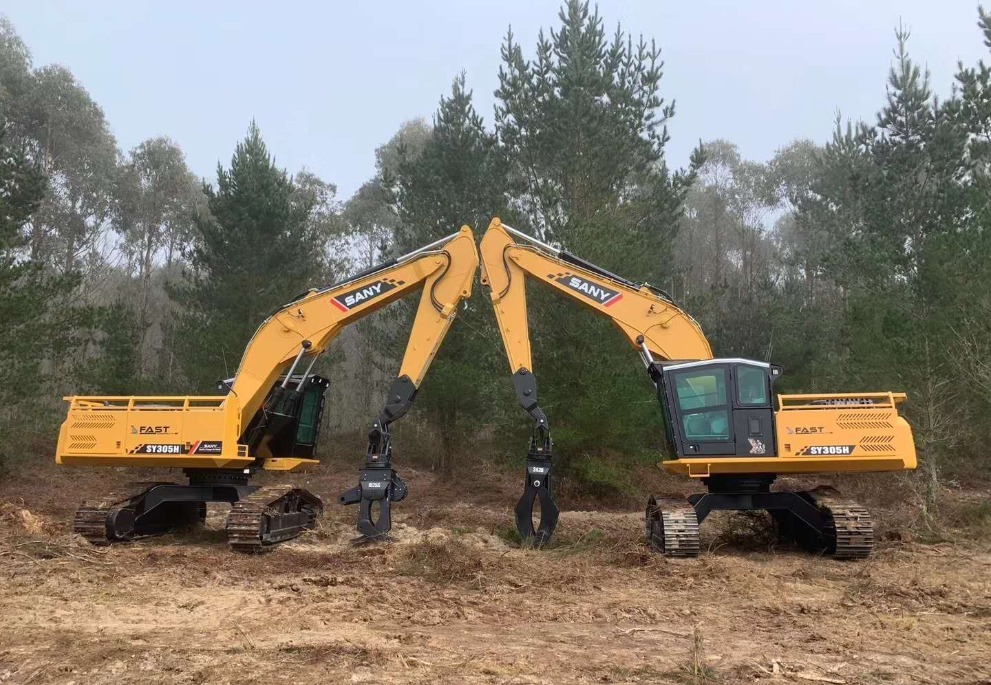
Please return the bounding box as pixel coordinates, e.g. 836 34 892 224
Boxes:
655 359 781 460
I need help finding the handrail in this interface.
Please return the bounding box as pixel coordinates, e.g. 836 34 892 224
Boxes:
777 392 907 410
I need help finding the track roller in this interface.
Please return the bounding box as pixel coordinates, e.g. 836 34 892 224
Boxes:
645 495 700 557
226 485 323 553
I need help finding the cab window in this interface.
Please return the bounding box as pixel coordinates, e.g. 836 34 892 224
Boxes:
736 365 768 406
674 369 730 441
675 369 727 411
681 408 730 441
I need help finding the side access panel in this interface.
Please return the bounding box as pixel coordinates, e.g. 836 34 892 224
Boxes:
732 407 775 458
773 392 917 472
56 395 253 469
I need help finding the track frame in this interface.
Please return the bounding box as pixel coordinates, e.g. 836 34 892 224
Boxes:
645 475 874 559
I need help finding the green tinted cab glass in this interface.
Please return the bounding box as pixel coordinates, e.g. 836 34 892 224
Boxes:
681 409 730 441
675 369 730 441
736 365 768 406
675 369 727 411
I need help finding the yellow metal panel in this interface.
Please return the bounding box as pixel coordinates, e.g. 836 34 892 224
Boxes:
774 394 917 471
56 394 248 469
58 454 254 468
663 455 913 477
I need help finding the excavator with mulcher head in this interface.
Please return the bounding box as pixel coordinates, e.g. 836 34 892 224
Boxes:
479 217 916 559
55 227 479 551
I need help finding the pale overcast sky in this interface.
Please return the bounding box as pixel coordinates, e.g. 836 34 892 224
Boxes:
3 1 987 198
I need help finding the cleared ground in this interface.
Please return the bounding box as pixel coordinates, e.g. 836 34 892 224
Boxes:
0 459 989 685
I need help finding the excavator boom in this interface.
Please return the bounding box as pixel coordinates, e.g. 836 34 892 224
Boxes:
479 217 712 544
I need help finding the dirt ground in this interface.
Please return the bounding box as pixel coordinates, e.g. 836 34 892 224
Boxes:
0 459 989 685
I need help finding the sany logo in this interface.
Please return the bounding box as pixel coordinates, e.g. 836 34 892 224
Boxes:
556 275 622 307
332 279 398 312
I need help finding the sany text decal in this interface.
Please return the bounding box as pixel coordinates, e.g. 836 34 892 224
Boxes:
332 280 398 312
556 275 622 306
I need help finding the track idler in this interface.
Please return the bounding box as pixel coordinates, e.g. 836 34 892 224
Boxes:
515 457 560 547
340 468 408 539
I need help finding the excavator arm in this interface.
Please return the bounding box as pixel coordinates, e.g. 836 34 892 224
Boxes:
479 217 712 543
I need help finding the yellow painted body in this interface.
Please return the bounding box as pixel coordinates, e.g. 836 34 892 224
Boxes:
56 227 480 472
479 217 917 479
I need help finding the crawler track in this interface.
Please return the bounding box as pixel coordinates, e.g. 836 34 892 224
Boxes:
815 496 874 560
645 495 700 557
226 485 323 553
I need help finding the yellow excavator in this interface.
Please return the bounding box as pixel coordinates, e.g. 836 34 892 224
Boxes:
56 227 479 551
480 217 916 558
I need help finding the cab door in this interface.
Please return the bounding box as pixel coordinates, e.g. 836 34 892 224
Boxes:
730 363 776 458
663 365 736 457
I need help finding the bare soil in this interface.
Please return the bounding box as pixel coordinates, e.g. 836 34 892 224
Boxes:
0 458 989 685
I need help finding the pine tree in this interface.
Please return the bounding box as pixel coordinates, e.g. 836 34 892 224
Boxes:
495 0 697 281
168 122 324 389
395 74 503 246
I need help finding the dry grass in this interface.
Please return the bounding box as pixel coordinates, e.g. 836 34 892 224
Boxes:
680 623 721 684
397 538 488 585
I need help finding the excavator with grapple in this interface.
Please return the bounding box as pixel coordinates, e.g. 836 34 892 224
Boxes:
479 217 916 559
56 227 479 551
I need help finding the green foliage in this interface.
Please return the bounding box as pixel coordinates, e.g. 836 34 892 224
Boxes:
168 122 326 390
79 301 144 395
0 119 45 240
495 0 696 279
0 116 87 446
